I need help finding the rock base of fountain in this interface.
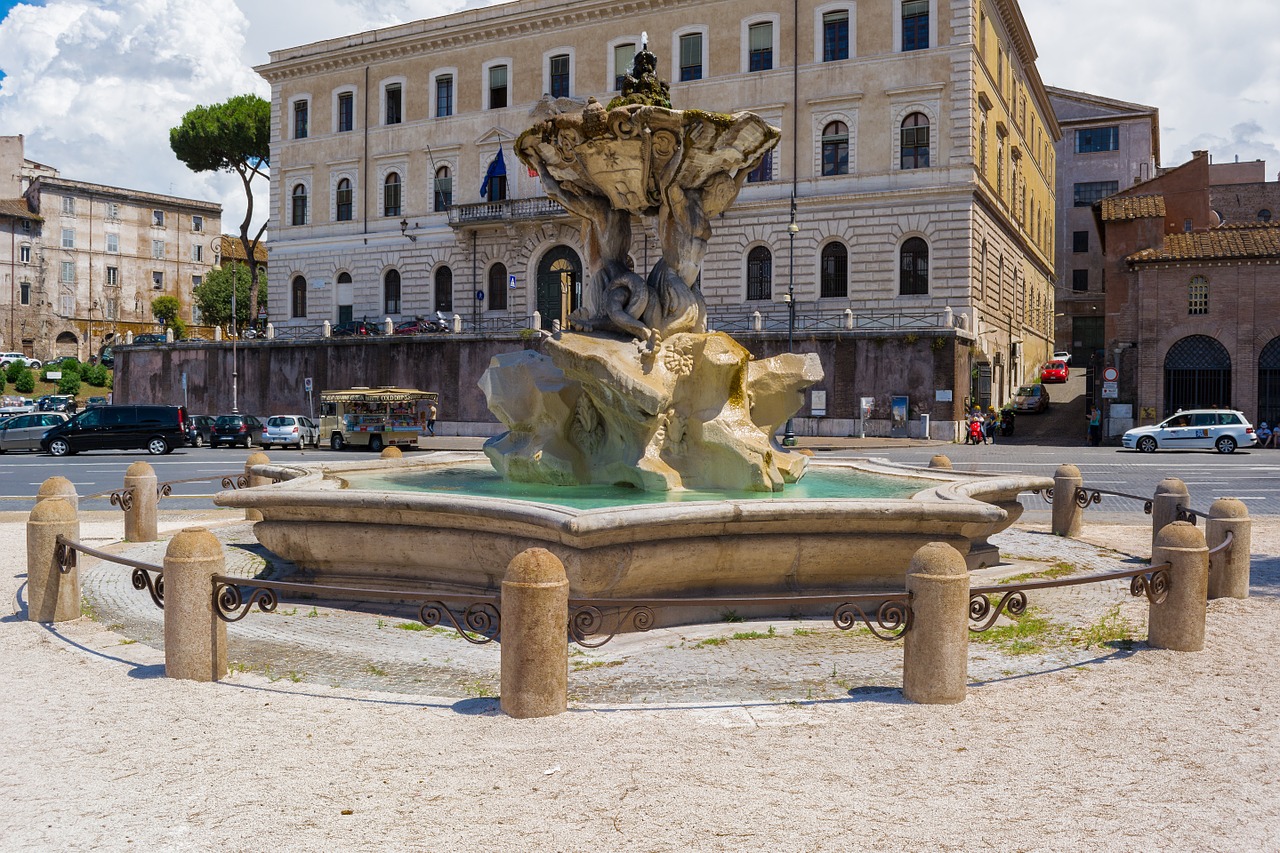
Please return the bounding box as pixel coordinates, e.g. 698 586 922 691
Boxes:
480 331 822 492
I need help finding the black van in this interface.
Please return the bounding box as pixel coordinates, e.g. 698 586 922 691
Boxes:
40 405 189 456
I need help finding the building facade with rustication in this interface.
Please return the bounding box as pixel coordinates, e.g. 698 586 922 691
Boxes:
256 0 1057 419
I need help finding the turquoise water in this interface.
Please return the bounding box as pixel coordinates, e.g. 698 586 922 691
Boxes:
341 461 930 510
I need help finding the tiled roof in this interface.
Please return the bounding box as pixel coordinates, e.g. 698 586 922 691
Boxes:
0 198 40 221
1100 194 1166 221
1127 223 1280 263
219 234 268 264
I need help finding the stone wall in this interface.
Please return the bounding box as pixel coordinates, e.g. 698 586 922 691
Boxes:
113 331 968 436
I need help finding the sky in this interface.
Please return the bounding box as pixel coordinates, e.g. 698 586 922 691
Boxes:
0 0 1277 236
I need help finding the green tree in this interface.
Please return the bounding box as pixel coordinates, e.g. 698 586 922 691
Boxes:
170 94 270 320
151 296 187 339
192 262 266 330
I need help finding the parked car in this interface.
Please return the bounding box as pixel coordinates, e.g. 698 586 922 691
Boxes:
1040 360 1069 383
185 414 217 447
1122 409 1257 454
0 412 69 453
37 394 78 414
1012 384 1050 414
331 318 381 337
211 414 264 448
1052 350 1072 365
41 404 190 456
0 395 35 416
86 396 109 408
261 415 320 449
98 346 115 368
0 352 41 370
131 333 168 345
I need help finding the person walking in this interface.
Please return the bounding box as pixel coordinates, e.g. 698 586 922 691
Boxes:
427 401 438 437
1088 406 1102 447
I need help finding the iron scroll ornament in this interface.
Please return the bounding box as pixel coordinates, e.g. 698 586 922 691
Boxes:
416 601 501 645
833 599 913 641
54 539 77 574
110 488 134 512
132 568 164 609
214 581 279 622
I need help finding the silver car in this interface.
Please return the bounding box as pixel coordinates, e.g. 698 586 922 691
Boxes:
0 412 69 452
1122 409 1257 454
261 415 320 449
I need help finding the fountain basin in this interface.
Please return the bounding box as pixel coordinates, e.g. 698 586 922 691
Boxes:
215 454 1050 613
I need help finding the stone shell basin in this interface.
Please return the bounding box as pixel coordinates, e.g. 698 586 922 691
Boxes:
215 454 1051 615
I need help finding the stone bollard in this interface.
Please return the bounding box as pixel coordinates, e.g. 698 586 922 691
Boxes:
380 446 402 459
244 451 270 521
500 548 569 718
123 460 158 542
1051 464 1083 538
36 475 79 511
1149 521 1209 652
1151 477 1190 555
162 527 227 681
1207 498 1251 599
928 454 952 469
903 542 969 704
26 498 80 623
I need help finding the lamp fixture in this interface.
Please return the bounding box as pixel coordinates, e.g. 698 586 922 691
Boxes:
399 218 418 242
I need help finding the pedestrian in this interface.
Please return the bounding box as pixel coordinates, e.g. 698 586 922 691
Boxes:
1088 406 1102 447
427 400 438 437
984 407 998 445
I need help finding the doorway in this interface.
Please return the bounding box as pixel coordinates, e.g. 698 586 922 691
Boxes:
535 246 582 331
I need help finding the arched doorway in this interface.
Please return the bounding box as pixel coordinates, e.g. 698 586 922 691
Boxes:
535 246 581 331
1164 335 1231 415
55 331 79 359
1258 337 1280 425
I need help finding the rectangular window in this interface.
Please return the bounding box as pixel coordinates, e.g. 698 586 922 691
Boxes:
60 261 75 283
746 151 772 183
106 202 119 219
1072 269 1088 292
294 99 308 139
614 44 635 90
152 209 165 227
192 275 202 289
106 266 119 287
61 295 74 316
106 233 119 254
385 83 402 125
152 239 165 259
191 214 203 232
748 22 773 72
1075 126 1119 154
488 65 508 109
152 271 164 290
105 299 117 320
61 228 75 249
338 92 354 131
435 75 453 117
549 54 570 98
62 196 75 214
20 283 30 305
19 244 30 263
903 0 929 51
192 245 203 262
1189 277 1209 315
823 10 850 62
679 33 703 81
1184 218 1193 232
1072 230 1089 253
1073 180 1118 207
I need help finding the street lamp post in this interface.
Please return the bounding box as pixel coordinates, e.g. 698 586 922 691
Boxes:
212 238 238 413
783 199 799 447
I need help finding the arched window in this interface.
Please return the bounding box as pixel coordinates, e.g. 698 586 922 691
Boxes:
336 271 353 324
1188 276 1209 315
746 246 772 300
384 269 401 315
899 237 929 295
336 178 353 221
291 275 307 318
1259 209 1273 222
434 166 452 212
820 242 848 298
901 113 929 169
488 262 508 311
821 121 848 176
434 266 453 313
1164 335 1231 414
1258 336 1280 425
291 184 308 226
383 172 401 217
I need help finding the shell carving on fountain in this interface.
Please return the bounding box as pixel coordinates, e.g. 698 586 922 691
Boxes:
484 38 821 492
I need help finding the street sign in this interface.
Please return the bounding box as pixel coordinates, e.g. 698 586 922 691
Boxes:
476 290 485 301
508 274 517 290
1102 381 1118 399
1103 367 1119 382
304 377 313 392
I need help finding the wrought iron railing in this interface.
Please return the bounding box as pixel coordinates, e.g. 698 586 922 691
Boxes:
1030 486 1155 514
707 306 954 334
270 323 328 342
54 534 165 609
447 197 569 226
157 474 250 499
968 562 1171 632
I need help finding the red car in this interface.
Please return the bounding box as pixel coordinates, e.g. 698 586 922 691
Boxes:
1040 360 1069 383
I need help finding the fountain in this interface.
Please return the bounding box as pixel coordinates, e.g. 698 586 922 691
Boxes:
215 42 1051 614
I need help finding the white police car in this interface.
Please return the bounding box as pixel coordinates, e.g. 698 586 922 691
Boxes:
1122 409 1257 454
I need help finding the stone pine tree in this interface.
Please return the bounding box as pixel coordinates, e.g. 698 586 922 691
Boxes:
170 94 270 322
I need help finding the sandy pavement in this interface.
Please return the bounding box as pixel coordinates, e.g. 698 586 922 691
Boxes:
2 511 1278 851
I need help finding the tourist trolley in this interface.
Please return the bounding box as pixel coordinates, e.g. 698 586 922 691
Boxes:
319 386 438 452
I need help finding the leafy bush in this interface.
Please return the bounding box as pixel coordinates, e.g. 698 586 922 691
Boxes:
57 373 82 396
14 369 35 393
0 371 5 393
83 364 110 387
5 360 23 383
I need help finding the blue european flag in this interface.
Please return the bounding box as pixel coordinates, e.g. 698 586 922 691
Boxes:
480 147 507 198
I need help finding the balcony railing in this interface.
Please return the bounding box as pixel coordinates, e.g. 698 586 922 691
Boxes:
447 197 569 226
707 306 959 334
